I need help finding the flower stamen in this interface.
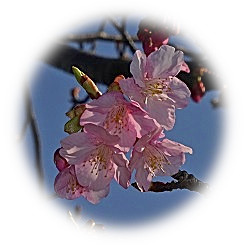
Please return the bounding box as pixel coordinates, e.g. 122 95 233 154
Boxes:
143 145 170 175
67 173 83 195
143 78 172 98
103 105 129 134
84 145 112 177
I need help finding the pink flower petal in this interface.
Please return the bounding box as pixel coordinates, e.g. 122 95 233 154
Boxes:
154 139 192 176
54 166 84 200
112 151 129 167
80 109 107 126
129 150 143 170
115 127 137 152
113 153 131 189
84 124 120 146
159 138 193 155
146 45 185 79
130 50 147 87
60 132 97 165
149 126 165 142
146 97 175 130
129 109 160 138
167 77 191 108
135 164 152 192
81 92 124 128
160 154 185 176
119 78 146 108
83 185 110 204
133 127 163 152
75 160 115 191
152 147 184 177
181 62 190 73
85 91 119 108
114 165 131 189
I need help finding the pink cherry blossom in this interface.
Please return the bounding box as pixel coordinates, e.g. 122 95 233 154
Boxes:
130 127 192 192
54 165 109 204
191 81 206 103
80 91 160 152
119 45 191 130
59 124 131 191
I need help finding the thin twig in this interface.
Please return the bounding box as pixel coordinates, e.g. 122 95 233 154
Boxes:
97 20 107 33
19 112 30 141
109 18 137 54
118 18 127 58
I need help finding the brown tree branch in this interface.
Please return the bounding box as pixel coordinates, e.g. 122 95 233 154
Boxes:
64 33 205 63
45 43 131 85
131 170 208 194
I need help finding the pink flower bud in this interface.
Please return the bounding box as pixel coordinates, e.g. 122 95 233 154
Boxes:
54 148 70 171
137 19 178 56
191 81 205 103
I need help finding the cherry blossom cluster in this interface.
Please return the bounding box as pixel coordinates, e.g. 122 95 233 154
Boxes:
54 44 193 204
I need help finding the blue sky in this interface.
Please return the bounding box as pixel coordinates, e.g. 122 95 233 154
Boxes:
23 18 224 227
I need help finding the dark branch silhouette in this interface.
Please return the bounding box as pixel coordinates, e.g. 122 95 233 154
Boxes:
45 43 218 92
64 32 139 44
109 18 138 54
132 170 208 194
24 88 44 186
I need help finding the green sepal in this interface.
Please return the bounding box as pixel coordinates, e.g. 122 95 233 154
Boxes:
64 115 82 134
65 104 86 119
66 109 76 119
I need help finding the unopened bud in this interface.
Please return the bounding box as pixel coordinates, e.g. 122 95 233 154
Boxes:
191 81 205 103
137 18 177 56
72 66 102 99
54 148 70 171
72 66 83 84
